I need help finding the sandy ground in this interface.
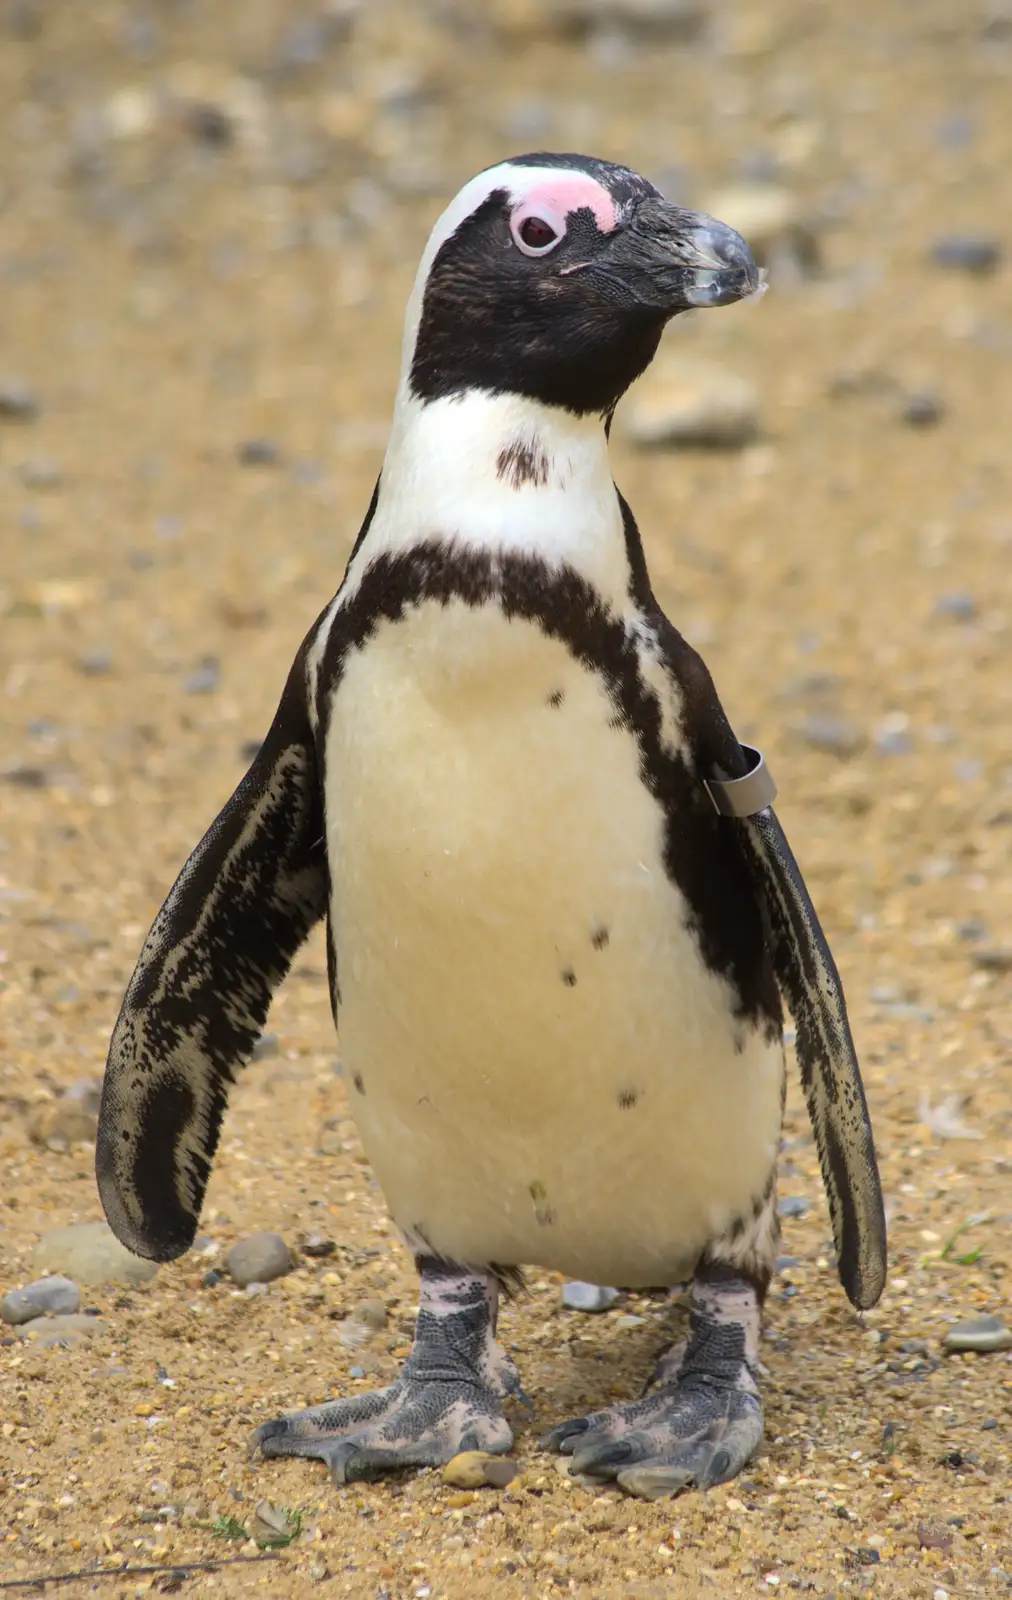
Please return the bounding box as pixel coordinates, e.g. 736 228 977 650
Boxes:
1 1 1011 1595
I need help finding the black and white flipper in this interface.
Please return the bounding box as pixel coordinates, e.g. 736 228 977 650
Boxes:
96 649 327 1264
737 806 887 1309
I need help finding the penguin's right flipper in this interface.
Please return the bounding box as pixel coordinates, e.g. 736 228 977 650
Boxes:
96 651 328 1264
738 806 887 1310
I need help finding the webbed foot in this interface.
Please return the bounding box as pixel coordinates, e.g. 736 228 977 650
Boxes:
251 1261 516 1483
544 1264 763 1499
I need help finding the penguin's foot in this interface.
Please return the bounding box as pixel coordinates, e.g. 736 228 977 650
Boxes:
543 1264 764 1500
250 1261 517 1483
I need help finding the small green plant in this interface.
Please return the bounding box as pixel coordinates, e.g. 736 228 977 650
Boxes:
199 1514 249 1543
938 1215 989 1267
259 1507 302 1549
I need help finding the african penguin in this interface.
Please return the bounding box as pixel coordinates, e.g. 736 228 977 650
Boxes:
97 153 886 1500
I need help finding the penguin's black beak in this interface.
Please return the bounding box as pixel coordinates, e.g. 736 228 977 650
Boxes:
592 198 762 315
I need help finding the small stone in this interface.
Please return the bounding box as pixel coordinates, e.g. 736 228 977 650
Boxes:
75 650 113 676
20 457 63 490
902 392 945 428
225 1233 292 1288
250 1032 279 1061
702 183 819 273
29 1078 102 1148
33 1221 159 1288
237 437 281 467
972 947 1012 972
943 1315 1012 1354
0 379 40 421
934 592 978 621
17 1312 106 1343
930 235 1003 276
791 714 864 757
625 356 759 450
183 656 220 694
507 0 705 38
202 1270 221 1289
918 1523 954 1553
301 1234 336 1259
442 1451 519 1489
562 1281 620 1312
337 1298 388 1347
777 1196 810 1219
2 1276 81 1325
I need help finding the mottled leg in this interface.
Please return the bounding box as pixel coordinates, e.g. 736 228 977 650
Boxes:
251 1258 518 1483
544 1185 779 1500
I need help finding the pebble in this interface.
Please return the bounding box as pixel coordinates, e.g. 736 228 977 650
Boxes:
301 1234 336 1258
202 1269 221 1289
225 1233 292 1287
930 235 1003 275
562 1281 620 1312
16 1312 106 1346
337 1298 388 1347
791 714 864 757
237 437 281 467
972 947 1012 972
75 649 113 676
0 379 40 421
2 1275 81 1325
184 656 220 695
702 183 819 274
505 0 704 36
933 591 978 620
29 1077 102 1149
943 1315 1012 1354
33 1222 159 1287
20 457 63 490
250 1031 279 1061
777 1196 810 1219
441 1451 519 1490
624 356 759 450
902 391 945 428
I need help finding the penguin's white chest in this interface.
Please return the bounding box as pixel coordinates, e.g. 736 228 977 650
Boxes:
324 597 783 1285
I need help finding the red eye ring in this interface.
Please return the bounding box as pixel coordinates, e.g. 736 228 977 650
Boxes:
518 216 558 251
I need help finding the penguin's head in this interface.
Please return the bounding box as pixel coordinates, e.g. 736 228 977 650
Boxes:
404 153 761 418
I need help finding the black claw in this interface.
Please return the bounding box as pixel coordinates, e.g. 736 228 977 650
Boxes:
571 1439 634 1476
542 1417 589 1452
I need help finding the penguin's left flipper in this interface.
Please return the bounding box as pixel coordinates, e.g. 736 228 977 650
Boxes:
95 651 328 1264
545 1263 763 1499
736 805 887 1311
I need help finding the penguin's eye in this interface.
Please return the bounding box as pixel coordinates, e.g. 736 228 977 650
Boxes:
511 206 566 258
519 217 557 251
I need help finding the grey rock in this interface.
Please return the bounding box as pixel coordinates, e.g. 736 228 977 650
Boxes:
33 1221 159 1287
972 947 1012 972
902 391 945 428
237 437 281 467
944 1315 1012 1354
931 235 1002 276
75 650 113 676
250 1031 280 1062
625 355 759 450
525 0 704 36
337 1298 388 1348
30 1077 102 1148
777 1196 810 1219
0 379 40 421
184 656 220 695
20 457 63 490
791 714 864 757
225 1232 292 1287
17 1312 106 1345
934 592 978 621
301 1234 336 1258
562 1281 620 1312
2 1275 81 1325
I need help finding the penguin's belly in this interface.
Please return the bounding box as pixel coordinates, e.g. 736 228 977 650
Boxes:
325 599 783 1285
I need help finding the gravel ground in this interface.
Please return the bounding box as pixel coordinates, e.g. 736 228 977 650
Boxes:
1 2 1010 1595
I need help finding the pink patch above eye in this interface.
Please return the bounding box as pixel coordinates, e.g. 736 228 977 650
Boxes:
513 173 619 235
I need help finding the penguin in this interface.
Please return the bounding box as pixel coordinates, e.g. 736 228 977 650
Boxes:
96 153 886 1501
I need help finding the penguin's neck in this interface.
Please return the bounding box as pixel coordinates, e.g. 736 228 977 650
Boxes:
351 386 634 611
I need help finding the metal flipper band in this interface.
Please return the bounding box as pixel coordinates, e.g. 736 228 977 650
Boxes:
704 745 777 819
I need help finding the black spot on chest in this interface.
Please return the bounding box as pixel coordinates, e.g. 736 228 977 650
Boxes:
497 437 551 490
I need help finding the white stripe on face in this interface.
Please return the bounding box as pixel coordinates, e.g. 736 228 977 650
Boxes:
398 162 622 384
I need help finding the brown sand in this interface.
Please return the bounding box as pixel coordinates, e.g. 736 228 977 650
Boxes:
1 1 1010 1595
